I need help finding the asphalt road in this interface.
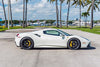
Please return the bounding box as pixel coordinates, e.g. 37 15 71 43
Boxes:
0 29 100 67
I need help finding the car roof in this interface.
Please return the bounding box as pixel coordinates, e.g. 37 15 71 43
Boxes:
32 28 58 33
43 28 58 31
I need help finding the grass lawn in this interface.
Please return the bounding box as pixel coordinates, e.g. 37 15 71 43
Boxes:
0 26 35 32
0 26 7 32
51 26 100 35
0 29 7 32
0 26 100 35
10 26 35 29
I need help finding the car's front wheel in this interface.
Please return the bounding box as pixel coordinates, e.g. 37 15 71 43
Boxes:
67 38 81 50
20 37 34 50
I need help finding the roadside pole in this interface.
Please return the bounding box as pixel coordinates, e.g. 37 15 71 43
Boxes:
8 0 10 29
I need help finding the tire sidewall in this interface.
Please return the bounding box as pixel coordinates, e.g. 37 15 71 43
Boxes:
67 38 81 50
20 37 34 50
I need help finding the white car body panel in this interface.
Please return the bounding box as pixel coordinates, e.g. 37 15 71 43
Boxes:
15 28 91 48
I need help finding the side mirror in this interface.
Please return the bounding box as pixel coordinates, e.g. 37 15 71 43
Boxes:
60 34 65 39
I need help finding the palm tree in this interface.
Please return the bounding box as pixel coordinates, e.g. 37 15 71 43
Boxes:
23 0 25 28
66 0 71 28
91 0 94 29
86 0 99 29
25 0 29 27
72 0 84 27
9 0 13 27
82 12 90 27
60 0 64 28
48 0 59 27
55 0 59 27
2 0 7 27
16 0 29 28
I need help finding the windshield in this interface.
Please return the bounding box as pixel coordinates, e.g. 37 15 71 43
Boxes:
57 29 71 36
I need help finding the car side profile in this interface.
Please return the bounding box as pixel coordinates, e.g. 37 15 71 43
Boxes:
15 28 91 50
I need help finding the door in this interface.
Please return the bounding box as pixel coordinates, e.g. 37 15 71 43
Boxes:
40 30 66 47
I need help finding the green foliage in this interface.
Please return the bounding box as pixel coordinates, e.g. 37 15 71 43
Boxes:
10 26 35 29
85 0 100 12
82 12 90 17
48 0 55 3
1 20 21 24
0 26 35 32
68 21 73 24
45 20 56 24
94 21 98 23
60 0 65 3
72 0 84 7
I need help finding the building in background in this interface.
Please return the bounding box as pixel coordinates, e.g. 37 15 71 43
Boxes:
0 18 2 26
73 19 91 26
0 18 2 21
33 20 46 26
53 22 67 26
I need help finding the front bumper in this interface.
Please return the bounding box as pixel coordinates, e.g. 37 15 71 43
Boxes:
87 42 91 48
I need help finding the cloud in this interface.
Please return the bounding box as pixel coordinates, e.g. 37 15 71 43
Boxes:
9 0 56 20
0 0 100 20
0 0 22 5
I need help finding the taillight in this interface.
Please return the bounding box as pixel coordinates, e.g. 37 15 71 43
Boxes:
16 34 20 38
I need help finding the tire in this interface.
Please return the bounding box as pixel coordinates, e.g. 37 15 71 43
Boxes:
20 37 34 50
67 38 81 50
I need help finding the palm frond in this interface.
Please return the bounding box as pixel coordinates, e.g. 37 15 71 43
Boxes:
87 4 92 12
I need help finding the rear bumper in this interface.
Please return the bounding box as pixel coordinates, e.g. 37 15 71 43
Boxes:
15 41 19 47
15 37 21 47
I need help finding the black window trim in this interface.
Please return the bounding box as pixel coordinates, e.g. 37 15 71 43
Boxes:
43 30 61 36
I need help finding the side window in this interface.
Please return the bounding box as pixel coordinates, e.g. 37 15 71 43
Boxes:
43 30 60 36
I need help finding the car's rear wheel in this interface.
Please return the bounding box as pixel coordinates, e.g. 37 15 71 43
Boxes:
20 37 34 50
67 38 81 50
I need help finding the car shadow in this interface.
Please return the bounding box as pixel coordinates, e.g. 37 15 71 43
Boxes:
79 46 96 50
30 46 96 50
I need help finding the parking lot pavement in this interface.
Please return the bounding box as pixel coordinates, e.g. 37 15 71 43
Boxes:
0 29 100 67
0 29 40 39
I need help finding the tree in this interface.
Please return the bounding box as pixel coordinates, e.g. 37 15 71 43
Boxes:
82 12 90 27
55 0 59 27
16 0 29 28
48 0 59 27
72 0 84 27
66 0 71 28
2 0 7 27
9 0 13 27
60 0 64 28
25 0 29 27
23 0 25 28
86 0 99 29
46 20 56 25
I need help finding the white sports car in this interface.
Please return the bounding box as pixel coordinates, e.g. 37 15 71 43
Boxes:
15 28 91 50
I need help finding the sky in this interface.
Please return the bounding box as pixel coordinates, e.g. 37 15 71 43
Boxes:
0 0 100 21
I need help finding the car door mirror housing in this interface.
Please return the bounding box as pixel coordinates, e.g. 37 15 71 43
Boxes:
60 34 65 39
